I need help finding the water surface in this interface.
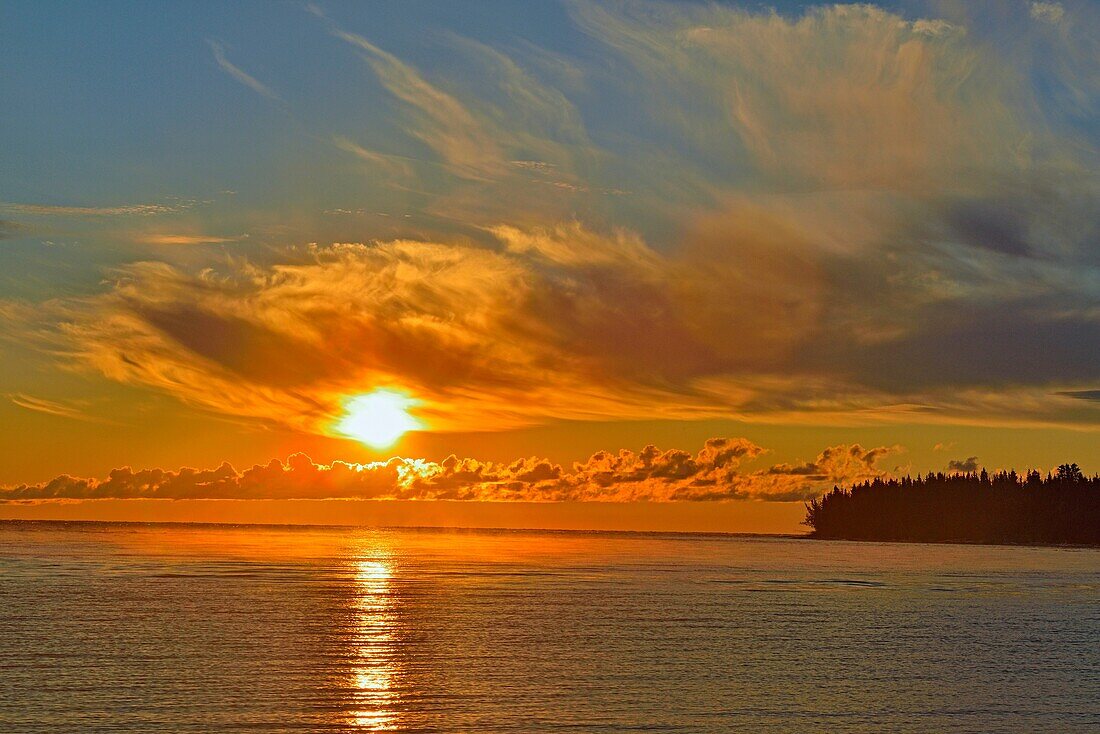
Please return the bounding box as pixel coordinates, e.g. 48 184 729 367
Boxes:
1 521 1097 732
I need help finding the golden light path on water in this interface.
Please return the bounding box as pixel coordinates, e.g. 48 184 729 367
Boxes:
3 524 1100 731
349 556 400 731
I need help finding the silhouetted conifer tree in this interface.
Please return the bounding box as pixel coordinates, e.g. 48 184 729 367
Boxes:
804 465 1099 545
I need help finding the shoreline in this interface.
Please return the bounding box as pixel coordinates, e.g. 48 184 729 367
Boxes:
3 517 1098 549
0 516 808 541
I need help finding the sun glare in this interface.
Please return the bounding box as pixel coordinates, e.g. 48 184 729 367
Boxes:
336 390 421 449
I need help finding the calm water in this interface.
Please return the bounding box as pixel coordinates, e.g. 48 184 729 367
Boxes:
0 521 1098 733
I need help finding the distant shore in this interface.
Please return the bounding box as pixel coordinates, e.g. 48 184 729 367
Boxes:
4 516 1100 550
0 517 806 540
805 534 1100 549
805 464 1099 547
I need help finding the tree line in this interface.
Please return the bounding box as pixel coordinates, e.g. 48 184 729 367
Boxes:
804 463 1099 546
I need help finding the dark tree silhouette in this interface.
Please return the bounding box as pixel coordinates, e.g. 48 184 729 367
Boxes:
804 465 1100 546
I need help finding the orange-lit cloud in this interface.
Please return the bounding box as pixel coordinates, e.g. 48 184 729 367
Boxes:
9 215 1096 437
0 438 895 503
8 393 95 422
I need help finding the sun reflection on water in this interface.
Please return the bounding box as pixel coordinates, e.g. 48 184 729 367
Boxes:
348 557 401 731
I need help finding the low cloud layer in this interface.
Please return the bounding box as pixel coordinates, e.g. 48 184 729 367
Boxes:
0 439 894 503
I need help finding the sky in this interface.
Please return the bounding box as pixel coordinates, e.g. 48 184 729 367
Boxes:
0 0 1097 531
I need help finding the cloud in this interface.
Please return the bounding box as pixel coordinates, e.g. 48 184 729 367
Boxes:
557 1 1099 419
911 19 958 37
947 456 981 473
1060 389 1100 402
572 2 1026 193
327 28 504 180
207 40 281 101
8 217 1100 435
8 393 95 422
0 202 184 217
0 438 895 503
319 13 596 207
26 232 728 432
1030 2 1065 24
490 221 659 270
331 136 415 179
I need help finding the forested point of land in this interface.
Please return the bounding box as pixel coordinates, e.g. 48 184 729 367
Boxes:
804 463 1100 546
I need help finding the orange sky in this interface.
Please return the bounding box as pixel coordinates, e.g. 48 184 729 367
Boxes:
0 498 808 535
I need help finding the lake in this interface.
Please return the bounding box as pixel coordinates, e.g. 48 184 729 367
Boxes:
1 521 1097 732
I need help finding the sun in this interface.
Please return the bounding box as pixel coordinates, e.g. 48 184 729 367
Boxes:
335 389 422 449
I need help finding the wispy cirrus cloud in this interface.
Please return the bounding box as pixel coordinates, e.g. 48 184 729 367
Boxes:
326 27 504 180
0 438 895 503
331 136 416 180
8 393 96 422
318 8 596 204
207 39 281 101
0 202 186 217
